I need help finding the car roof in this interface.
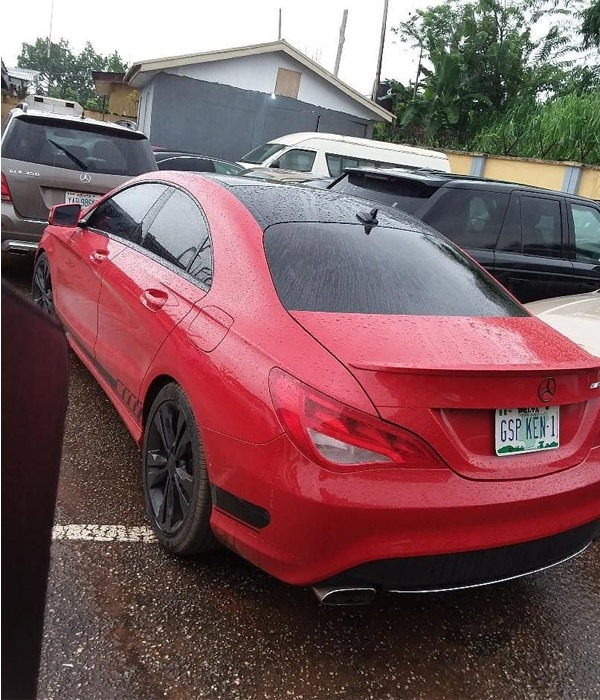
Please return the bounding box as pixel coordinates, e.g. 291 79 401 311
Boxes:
10 107 146 135
340 166 599 204
202 173 432 232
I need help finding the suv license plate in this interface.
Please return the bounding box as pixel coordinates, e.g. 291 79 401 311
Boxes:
65 191 100 208
495 407 559 456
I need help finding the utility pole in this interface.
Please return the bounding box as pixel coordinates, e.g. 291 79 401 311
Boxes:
334 9 348 77
372 0 389 101
278 8 282 40
47 0 54 58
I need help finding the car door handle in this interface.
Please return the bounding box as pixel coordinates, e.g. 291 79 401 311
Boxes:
89 250 108 264
140 288 168 311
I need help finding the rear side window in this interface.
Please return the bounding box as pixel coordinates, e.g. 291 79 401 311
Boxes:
2 116 157 176
520 196 563 257
331 173 437 215
423 189 509 249
143 188 210 273
264 223 526 317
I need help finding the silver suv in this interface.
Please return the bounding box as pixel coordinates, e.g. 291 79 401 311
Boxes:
1 100 157 253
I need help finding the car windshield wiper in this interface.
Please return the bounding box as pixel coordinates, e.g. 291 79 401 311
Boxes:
47 139 88 171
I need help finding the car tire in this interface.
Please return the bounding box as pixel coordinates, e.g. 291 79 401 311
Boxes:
31 252 54 316
142 383 219 555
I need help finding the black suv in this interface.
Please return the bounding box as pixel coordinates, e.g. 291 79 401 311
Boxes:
329 168 600 303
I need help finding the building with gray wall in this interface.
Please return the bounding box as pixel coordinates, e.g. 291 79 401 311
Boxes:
125 40 393 161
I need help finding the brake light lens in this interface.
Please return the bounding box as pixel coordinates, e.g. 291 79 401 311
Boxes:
269 368 444 471
1 172 12 202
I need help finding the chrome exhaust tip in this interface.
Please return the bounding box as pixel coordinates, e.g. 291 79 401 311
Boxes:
312 586 376 606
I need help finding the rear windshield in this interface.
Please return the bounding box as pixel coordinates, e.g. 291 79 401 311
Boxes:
330 173 438 215
2 116 157 176
264 223 527 317
240 142 285 165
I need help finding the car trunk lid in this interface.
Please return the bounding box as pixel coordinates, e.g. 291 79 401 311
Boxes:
291 312 600 480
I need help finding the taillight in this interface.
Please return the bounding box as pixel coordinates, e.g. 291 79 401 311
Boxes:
1 173 12 202
269 368 445 471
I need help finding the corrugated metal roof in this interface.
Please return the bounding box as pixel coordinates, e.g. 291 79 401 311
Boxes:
7 67 40 81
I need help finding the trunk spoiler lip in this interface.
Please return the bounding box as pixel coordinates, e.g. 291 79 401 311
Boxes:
350 361 600 376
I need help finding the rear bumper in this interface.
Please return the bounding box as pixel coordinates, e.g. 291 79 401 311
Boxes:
205 431 600 587
1 203 45 252
317 519 600 592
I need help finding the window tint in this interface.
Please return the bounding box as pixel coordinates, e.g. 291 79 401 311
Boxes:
274 149 316 172
86 184 168 242
264 223 526 316
142 188 207 271
3 116 156 175
570 203 600 262
157 156 214 173
331 173 437 215
521 197 563 257
423 189 509 249
188 237 213 288
495 196 522 252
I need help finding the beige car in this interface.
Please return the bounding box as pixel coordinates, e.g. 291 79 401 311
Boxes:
1 99 157 253
526 290 600 357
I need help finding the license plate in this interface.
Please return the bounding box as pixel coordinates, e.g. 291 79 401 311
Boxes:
495 407 559 456
65 191 100 208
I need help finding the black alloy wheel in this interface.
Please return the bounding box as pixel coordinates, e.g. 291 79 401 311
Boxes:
31 253 54 315
142 383 217 555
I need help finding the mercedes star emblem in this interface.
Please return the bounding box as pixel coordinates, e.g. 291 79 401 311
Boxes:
538 377 556 403
80 172 92 184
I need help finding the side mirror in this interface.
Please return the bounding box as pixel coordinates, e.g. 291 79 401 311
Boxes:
48 203 82 227
270 159 281 169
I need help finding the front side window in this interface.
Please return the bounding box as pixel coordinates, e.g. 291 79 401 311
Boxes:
521 197 563 257
143 188 209 272
423 189 509 249
86 184 168 242
273 149 316 172
264 222 526 317
239 142 285 165
2 116 156 176
570 203 600 262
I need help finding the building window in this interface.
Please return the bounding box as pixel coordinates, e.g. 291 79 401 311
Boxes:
274 68 302 99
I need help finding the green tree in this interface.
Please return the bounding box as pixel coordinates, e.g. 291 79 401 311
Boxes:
386 0 586 147
17 38 128 111
582 0 600 47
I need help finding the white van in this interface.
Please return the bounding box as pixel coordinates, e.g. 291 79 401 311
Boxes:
237 132 450 178
19 95 84 117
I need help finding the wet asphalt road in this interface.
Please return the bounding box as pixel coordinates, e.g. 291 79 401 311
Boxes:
3 255 600 700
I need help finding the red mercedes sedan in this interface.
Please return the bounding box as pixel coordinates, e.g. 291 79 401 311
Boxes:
33 172 600 604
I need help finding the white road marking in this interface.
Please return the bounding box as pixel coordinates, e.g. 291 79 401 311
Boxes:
52 524 157 543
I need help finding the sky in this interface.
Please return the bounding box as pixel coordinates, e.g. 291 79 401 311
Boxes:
0 0 445 96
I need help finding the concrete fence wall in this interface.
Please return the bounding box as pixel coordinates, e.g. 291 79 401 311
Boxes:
445 150 600 201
